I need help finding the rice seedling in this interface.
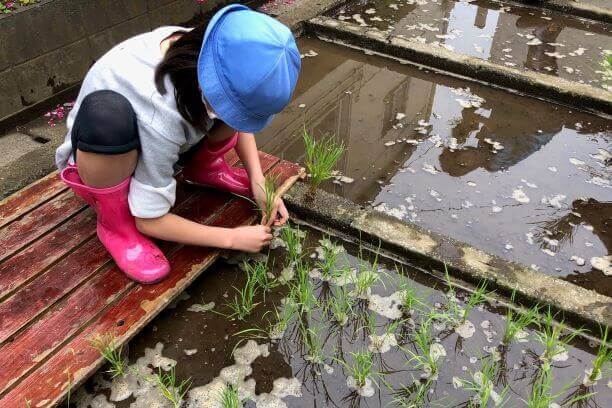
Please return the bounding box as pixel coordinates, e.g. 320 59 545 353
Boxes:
398 280 426 315
392 379 432 408
257 175 279 226
588 325 611 383
327 285 354 326
462 280 489 322
300 323 326 364
242 258 276 295
455 357 507 407
316 237 342 280
341 350 375 389
536 308 582 363
152 367 192 408
502 291 540 345
220 383 242 408
406 318 442 379
353 259 381 299
441 266 464 324
225 272 260 321
525 362 591 408
281 225 305 264
302 127 345 196
89 333 128 378
290 260 317 314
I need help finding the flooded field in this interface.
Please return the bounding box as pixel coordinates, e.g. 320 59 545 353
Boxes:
327 0 612 88
71 224 610 407
259 37 611 296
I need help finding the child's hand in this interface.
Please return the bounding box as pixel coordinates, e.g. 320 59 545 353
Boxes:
229 225 273 253
261 197 289 227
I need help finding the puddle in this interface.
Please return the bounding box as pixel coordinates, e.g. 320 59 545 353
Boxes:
327 0 612 88
70 225 610 407
259 37 611 296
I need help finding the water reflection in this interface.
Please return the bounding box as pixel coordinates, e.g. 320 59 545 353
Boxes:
330 0 612 85
259 38 611 295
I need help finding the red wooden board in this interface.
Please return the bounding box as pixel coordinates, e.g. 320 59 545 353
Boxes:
0 155 301 407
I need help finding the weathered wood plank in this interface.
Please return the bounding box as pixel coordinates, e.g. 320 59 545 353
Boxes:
0 191 86 263
0 201 256 408
0 266 131 394
0 238 111 344
0 209 96 300
0 171 66 229
0 190 234 395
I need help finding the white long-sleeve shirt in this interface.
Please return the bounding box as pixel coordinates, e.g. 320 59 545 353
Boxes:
56 26 214 218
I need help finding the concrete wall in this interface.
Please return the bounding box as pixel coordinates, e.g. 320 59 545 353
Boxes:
0 0 262 125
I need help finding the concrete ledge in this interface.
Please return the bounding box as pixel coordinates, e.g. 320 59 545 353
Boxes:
285 182 612 330
306 16 612 117
510 0 612 24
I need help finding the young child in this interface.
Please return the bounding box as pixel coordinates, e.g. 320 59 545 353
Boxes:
55 5 301 284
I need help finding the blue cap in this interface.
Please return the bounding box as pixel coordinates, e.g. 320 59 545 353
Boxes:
198 5 301 133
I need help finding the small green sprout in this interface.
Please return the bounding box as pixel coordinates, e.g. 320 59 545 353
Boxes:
258 175 279 225
462 280 489 322
341 350 375 389
327 285 354 326
456 357 507 408
502 292 540 346
302 127 345 196
152 367 191 408
89 333 128 378
536 308 582 363
589 325 611 383
220 384 242 408
225 272 260 321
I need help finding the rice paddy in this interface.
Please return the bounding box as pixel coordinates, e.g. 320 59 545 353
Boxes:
81 224 610 407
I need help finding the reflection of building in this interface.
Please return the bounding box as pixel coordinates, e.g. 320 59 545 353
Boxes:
258 46 436 202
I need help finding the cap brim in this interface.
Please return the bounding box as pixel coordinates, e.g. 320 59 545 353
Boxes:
198 4 274 133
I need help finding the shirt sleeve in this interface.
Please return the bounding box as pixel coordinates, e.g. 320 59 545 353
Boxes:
128 123 181 219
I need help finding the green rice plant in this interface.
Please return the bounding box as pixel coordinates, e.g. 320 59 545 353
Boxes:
502 292 540 345
327 285 354 326
536 308 582 363
341 350 375 389
290 260 317 314
225 272 259 321
392 379 432 408
525 362 591 407
301 323 326 364
220 384 242 408
89 333 128 378
152 367 191 408
589 325 612 382
353 259 382 298
281 225 305 264
302 127 345 196
462 281 489 322
398 280 426 315
242 258 276 295
258 175 279 225
316 237 342 280
406 318 442 378
441 265 464 324
456 357 507 407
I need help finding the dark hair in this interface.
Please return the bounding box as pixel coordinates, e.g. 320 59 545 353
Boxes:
155 19 210 132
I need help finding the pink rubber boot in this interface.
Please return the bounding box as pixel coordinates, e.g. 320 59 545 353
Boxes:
60 165 171 284
183 132 251 196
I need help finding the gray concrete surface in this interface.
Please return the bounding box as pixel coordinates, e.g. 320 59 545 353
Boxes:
511 0 612 24
306 16 612 117
284 182 612 330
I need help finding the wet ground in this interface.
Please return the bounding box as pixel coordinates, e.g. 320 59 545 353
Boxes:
71 224 610 407
327 0 611 88
259 37 611 296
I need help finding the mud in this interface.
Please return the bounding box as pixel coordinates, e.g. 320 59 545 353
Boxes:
327 0 612 88
259 36 611 296
69 225 610 407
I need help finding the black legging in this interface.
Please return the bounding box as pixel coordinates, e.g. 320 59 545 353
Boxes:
71 90 140 160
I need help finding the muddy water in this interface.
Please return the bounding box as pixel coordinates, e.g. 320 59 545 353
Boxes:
71 226 610 407
258 37 611 296
327 0 612 88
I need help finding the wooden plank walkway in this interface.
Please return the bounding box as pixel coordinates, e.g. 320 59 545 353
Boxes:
0 152 302 408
